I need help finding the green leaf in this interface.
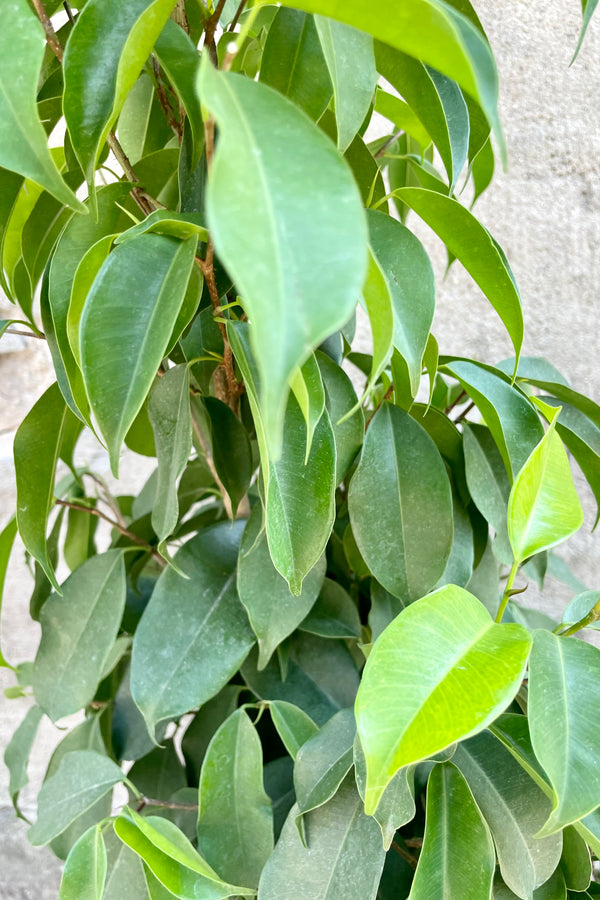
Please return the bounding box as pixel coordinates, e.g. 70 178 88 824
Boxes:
0 516 17 668
32 550 126 722
80 234 197 474
0 2 83 210
374 87 432 149
367 209 435 397
29 751 124 847
266 394 336 595
560 826 591 893
257 775 385 900
397 189 523 358
103 829 149 900
59 825 107 900
408 763 494 900
148 365 192 545
356 584 532 813
131 521 255 736
181 686 244 784
360 249 395 399
281 0 502 151
561 590 600 630
198 62 367 454
116 71 170 165
300 579 361 639
315 350 364 483
289 354 326 463
63 0 178 198
259 8 332 121
127 740 186 805
155 19 203 169
4 704 43 815
453 730 562 900
238 504 326 669
114 209 209 245
508 410 583 564
314 16 377 152
204 397 253 517
463 423 511 557
573 0 599 61
197 709 273 888
269 701 319 760
14 383 72 591
67 234 116 369
294 708 355 822
529 629 600 835
368 579 408 642
354 737 416 849
348 404 453 600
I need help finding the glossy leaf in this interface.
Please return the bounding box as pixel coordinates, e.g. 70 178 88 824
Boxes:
361 248 395 398
368 579 408 642
197 709 273 888
269 701 319 760
4 704 43 815
508 410 583 564
63 0 178 196
314 16 377 152
58 825 107 900
289 353 326 463
463 423 511 557
238 504 326 669
32 550 126 722
356 585 532 813
266 395 336 595
14 383 72 591
300 579 361 639
354 737 416 849
409 763 495 900
374 87 431 149
560 826 591 893
198 62 367 453
259 8 332 120
315 350 364 484
0 516 17 667
182 686 243 784
29 751 124 847
80 233 197 474
67 234 116 368
131 521 255 736
453 730 562 900
294 708 356 819
155 19 203 169
561 590 600 630
148 365 192 544
529 629 600 835
0 2 83 210
114 209 209 245
204 396 253 517
257 776 385 900
367 209 435 397
348 404 453 600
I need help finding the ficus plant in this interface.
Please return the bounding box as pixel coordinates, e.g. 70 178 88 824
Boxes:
1 0 600 897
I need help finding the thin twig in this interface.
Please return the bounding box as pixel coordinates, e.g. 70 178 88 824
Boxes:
62 1 75 24
152 57 183 141
453 400 475 424
444 389 467 416
172 0 190 35
204 0 228 63
228 0 247 31
374 129 405 160
137 797 199 812
5 328 45 341
54 499 163 563
190 406 234 520
392 840 418 870
32 0 64 61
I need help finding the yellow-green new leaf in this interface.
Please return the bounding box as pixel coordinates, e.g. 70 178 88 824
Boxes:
355 584 531 814
508 411 583 565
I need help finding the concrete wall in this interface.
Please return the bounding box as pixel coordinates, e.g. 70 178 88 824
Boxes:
0 3 599 894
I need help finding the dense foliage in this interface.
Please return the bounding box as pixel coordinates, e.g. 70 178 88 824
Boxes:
2 1 600 897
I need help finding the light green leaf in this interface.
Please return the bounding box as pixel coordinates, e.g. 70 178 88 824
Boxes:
29 751 124 847
67 235 116 369
14 383 73 591
354 736 416 849
259 8 332 121
266 394 336 595
281 0 502 151
4 704 43 815
315 350 364 484
294 708 356 821
63 0 178 198
359 248 395 400
374 87 432 149
257 776 385 900
560 826 591 893
114 209 209 245
32 550 126 722
314 16 377 152
0 1 83 210
155 19 203 169
148 365 192 544
80 234 197 474
116 71 169 165
367 209 435 397
508 411 583 564
300 579 361 639
529 629 600 835
573 0 599 61
198 62 367 454
59 825 107 900
561 590 600 630
408 763 494 900
269 701 318 760
348 404 453 600
356 585 532 813
197 709 273 888
0 516 17 668
238 504 326 669
131 521 255 736
289 353 326 463
453 730 562 900
398 189 523 358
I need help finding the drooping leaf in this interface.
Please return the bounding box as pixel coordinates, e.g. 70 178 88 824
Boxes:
0 1 83 210
67 234 116 369
348 404 453 600
269 701 319 760
289 353 326 463
197 709 273 888
356 585 532 813
294 708 356 825
257 776 385 900
63 0 179 198
374 87 432 149
528 629 600 835
368 579 408 642
0 516 17 667
198 61 367 454
103 829 149 900
58 825 107 900
354 737 416 849
315 350 364 484
453 730 563 900
4 704 43 815
314 16 377 152
80 233 197 474
300 579 361 639
131 521 255 737
29 751 125 847
14 383 73 591
360 248 395 399
573 0 599 61
204 396 253 517
238 504 326 669
463 423 511 558
408 763 495 900
560 826 591 893
154 19 203 169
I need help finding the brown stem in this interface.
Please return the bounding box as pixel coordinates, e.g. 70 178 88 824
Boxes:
444 389 467 416
228 0 247 31
63 1 75 24
172 0 190 34
54 498 164 563
365 383 394 429
375 129 405 160
5 328 45 341
32 0 64 61
204 0 228 64
392 840 418 870
137 797 198 812
453 400 475 424
152 57 183 141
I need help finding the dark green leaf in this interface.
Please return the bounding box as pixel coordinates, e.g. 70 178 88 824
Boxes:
294 708 356 821
114 209 209 245
463 423 511 559
354 736 416 849
560 826 591 893
103 829 149 900
368 579 408 642
269 701 319 760
128 741 186 804
205 397 253 517
300 579 361 639
58 825 107 900
181 685 243 784
4 704 43 815
315 350 364 484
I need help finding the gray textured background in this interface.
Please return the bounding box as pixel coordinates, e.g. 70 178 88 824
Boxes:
1 2 599 894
